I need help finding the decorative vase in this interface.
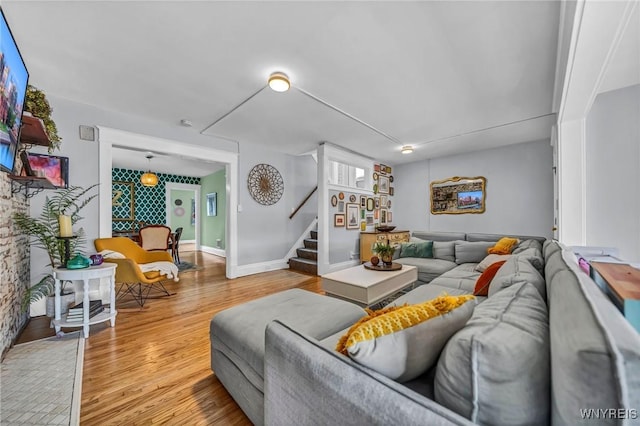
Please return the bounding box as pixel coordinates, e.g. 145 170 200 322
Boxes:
370 256 380 266
381 254 393 266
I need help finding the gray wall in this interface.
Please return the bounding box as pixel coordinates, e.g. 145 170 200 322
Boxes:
394 140 554 238
586 84 640 262
238 145 317 265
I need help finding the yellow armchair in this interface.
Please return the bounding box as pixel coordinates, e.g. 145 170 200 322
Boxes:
94 237 175 307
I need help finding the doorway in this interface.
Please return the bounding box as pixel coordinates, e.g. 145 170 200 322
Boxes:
97 126 240 279
166 183 201 250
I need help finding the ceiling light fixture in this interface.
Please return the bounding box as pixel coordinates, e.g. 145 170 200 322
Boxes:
268 72 290 92
401 145 414 154
140 155 159 187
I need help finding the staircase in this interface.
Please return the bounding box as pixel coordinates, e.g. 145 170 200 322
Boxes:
289 230 318 275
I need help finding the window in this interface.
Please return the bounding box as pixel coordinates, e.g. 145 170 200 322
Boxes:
329 160 366 189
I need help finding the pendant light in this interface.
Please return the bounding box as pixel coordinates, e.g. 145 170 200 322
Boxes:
140 155 159 187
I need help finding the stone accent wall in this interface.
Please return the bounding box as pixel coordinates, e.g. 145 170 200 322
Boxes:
0 173 30 359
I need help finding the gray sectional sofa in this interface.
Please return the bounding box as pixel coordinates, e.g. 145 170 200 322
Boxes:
210 232 640 425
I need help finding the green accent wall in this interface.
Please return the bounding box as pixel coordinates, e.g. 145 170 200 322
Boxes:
200 169 226 249
170 189 196 240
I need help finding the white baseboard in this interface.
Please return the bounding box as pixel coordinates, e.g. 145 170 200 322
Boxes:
200 245 226 258
180 239 196 244
234 259 289 277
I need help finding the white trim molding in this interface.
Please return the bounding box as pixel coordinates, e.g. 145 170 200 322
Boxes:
200 245 226 258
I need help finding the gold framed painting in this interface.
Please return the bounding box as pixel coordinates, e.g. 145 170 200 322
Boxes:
112 181 135 221
430 176 486 215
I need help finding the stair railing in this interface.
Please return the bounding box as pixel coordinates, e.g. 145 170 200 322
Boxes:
289 186 318 219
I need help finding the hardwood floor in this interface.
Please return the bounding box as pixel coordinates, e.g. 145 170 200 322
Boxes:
18 250 322 425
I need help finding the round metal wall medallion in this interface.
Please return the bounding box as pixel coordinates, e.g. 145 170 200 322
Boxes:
247 163 284 206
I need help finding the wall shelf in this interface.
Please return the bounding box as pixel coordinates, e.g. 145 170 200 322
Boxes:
9 175 56 198
19 113 50 147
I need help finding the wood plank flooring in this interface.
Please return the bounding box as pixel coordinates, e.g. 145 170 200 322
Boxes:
18 250 322 425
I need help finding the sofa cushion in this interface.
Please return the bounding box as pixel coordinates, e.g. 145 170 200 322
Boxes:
454 241 494 264
430 264 481 293
513 246 544 273
487 237 519 255
489 255 546 300
386 283 479 307
412 231 465 242
475 253 512 272
434 282 550 425
473 260 507 296
466 233 545 244
399 240 433 258
433 241 456 262
210 289 366 393
513 238 543 254
337 295 476 382
394 257 456 284
544 243 640 425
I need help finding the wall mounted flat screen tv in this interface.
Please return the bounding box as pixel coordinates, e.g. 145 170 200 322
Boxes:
0 7 29 174
28 153 69 188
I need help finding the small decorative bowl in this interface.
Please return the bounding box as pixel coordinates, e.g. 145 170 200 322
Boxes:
375 225 396 232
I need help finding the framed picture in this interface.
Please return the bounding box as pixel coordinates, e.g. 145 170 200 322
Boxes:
360 208 365 219
206 192 217 216
430 176 487 215
334 214 345 227
388 212 393 222
331 194 338 207
380 208 388 225
378 175 390 194
389 186 394 196
380 195 387 208
375 197 380 209
379 164 387 175
374 164 381 172
346 203 360 229
338 200 345 213
366 197 374 211
349 194 356 203
360 221 367 231
112 181 135 221
360 195 366 208
374 209 379 220
366 215 374 226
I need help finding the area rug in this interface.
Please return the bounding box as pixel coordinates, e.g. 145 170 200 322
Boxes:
176 261 204 273
1 330 84 425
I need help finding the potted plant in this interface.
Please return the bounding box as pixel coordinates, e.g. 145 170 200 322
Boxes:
373 241 396 266
24 84 62 152
14 184 99 315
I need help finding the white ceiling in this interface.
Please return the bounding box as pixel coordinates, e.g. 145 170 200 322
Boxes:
3 1 565 169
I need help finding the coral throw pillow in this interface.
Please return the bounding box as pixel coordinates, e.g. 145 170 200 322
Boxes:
474 260 507 296
487 237 519 255
336 295 476 382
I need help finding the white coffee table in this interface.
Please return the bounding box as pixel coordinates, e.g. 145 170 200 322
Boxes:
322 264 418 307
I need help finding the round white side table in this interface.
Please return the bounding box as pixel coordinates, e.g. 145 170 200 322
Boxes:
52 263 117 338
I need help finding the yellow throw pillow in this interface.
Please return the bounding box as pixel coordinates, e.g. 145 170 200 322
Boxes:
487 237 519 255
336 294 476 382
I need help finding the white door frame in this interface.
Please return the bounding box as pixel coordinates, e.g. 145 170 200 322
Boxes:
97 126 240 278
166 183 201 250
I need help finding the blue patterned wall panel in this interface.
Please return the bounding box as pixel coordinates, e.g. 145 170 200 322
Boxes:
112 168 200 231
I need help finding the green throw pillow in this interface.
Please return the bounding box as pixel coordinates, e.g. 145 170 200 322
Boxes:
399 241 433 258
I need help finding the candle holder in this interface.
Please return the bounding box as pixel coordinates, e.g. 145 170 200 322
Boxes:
56 235 78 268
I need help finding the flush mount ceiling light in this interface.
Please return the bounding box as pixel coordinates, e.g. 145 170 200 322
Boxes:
401 145 414 154
140 155 159 187
268 72 290 92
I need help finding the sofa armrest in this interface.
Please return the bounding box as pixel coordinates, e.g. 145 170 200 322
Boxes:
264 320 472 426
